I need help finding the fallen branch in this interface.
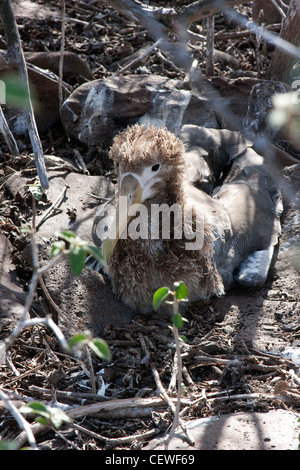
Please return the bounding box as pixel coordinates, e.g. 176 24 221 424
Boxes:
69 421 158 448
13 395 190 448
26 62 72 93
215 23 281 39
28 385 113 402
13 388 299 448
4 316 70 356
72 148 90 174
113 38 162 76
224 7 300 61
174 0 252 26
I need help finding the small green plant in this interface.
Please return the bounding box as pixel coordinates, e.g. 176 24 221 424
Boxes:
153 281 189 445
19 402 71 429
68 330 111 361
51 229 105 275
153 280 188 341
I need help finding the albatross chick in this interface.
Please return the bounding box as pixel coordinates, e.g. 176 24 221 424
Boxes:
93 124 282 313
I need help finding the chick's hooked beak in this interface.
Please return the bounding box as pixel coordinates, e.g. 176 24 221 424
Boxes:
103 174 143 264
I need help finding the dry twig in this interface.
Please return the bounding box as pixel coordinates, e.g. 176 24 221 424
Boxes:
59 0 66 111
138 333 195 447
35 184 69 230
206 16 215 77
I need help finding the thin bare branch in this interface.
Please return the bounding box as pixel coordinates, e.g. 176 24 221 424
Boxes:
269 0 286 18
224 7 300 61
59 0 66 111
113 38 162 76
206 16 215 77
0 105 20 156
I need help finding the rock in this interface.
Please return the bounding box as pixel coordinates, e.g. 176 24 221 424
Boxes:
61 75 149 147
0 49 92 136
214 49 241 69
61 74 290 149
5 169 114 243
139 84 217 134
12 0 59 21
277 163 300 273
25 51 93 85
145 410 299 450
211 76 288 136
60 74 218 147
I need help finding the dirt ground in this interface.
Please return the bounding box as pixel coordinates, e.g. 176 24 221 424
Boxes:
0 0 299 451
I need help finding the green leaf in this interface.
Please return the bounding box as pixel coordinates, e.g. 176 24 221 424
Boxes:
50 240 66 258
35 417 49 426
20 402 71 429
173 281 188 301
20 224 31 233
85 243 106 266
68 332 90 349
89 338 111 361
20 401 49 416
69 244 86 275
28 183 44 201
20 402 50 422
58 230 77 241
153 287 171 310
171 313 183 329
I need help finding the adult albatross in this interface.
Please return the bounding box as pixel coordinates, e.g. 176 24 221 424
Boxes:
92 124 282 313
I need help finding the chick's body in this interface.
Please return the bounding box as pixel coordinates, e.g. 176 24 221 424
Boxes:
95 124 281 313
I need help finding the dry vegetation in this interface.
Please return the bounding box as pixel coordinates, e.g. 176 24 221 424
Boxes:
0 0 299 450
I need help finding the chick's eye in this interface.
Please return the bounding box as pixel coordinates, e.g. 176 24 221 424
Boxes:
151 163 160 172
